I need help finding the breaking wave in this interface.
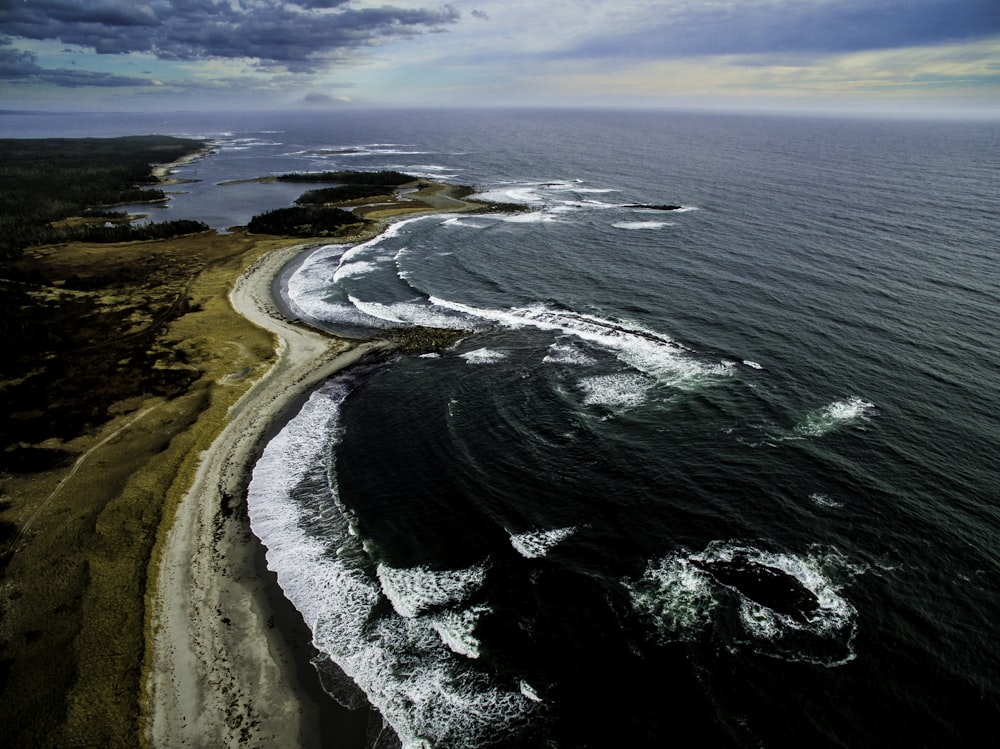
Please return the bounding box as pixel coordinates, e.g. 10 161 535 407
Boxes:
626 541 859 666
248 379 543 748
509 527 578 558
797 397 878 437
431 299 733 389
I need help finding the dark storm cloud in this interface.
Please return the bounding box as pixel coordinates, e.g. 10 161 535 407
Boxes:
290 0 353 8
0 40 155 86
0 0 461 70
559 0 1000 60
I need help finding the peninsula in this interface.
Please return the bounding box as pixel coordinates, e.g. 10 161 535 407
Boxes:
0 137 501 747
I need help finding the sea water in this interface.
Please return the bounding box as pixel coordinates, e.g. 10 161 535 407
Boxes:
6 107 997 746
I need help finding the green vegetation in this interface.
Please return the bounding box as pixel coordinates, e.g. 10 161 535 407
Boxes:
247 170 425 236
275 168 415 185
0 134 270 749
57 218 210 244
294 183 393 204
0 135 210 375
0 226 292 748
0 144 521 748
0 135 206 260
246 204 364 237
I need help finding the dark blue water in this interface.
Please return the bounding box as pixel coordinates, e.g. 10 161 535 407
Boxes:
251 110 1000 748
6 107 997 746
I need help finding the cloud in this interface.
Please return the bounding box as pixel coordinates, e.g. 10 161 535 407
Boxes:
0 0 462 72
555 0 1000 61
0 39 156 87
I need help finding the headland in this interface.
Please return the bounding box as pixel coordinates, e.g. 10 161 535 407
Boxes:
0 139 500 747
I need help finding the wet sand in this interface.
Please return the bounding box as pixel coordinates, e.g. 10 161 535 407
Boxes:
144 242 390 747
144 182 494 747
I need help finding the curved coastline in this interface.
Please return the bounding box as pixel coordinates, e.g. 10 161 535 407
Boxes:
144 179 503 747
0 138 504 746
144 241 391 747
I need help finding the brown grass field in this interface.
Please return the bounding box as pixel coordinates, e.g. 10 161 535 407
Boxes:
0 176 497 746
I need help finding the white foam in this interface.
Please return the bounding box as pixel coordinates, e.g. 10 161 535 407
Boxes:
336 215 418 260
314 611 538 749
612 221 673 230
387 166 459 181
809 492 842 508
326 144 428 158
797 397 877 437
543 342 597 366
627 541 858 664
333 242 389 283
626 554 717 641
335 260 380 279
509 526 578 558
248 383 383 634
500 210 567 224
460 348 508 364
440 216 496 229
553 199 619 211
348 297 469 330
471 185 545 206
468 181 622 221
408 164 455 173
285 263 381 326
430 299 731 390
690 542 856 639
520 681 543 703
249 383 540 747
429 604 491 659
578 373 652 408
283 245 359 324
377 563 488 619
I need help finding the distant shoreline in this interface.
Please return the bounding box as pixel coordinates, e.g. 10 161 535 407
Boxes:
150 142 216 185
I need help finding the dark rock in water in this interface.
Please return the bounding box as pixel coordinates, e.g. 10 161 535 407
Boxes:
381 326 470 353
624 203 683 211
691 553 819 622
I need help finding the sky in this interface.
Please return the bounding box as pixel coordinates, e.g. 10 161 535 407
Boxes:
1 0 999 116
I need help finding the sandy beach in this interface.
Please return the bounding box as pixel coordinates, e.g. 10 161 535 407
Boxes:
0 142 496 745
143 243 388 747
142 184 492 747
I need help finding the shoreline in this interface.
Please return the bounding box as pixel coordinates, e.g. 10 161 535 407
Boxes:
0 140 502 745
143 177 498 746
150 142 217 185
144 241 392 747
252 529 372 747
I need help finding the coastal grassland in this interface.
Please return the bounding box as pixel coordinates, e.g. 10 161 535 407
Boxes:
0 228 306 747
0 147 521 746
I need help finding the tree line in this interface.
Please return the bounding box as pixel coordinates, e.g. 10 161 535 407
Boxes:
0 135 209 354
0 135 206 259
246 169 419 236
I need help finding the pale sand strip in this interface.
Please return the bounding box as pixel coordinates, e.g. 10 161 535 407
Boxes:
146 243 389 747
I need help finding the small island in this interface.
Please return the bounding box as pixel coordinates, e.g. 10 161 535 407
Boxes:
0 137 510 747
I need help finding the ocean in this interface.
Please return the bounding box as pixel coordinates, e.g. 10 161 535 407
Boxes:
5 107 998 746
